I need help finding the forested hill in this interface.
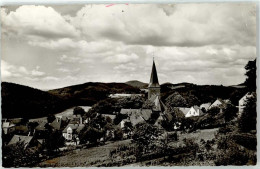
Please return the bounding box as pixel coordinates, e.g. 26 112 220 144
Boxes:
2 82 140 119
1 81 246 119
160 82 247 106
1 82 69 119
48 82 140 105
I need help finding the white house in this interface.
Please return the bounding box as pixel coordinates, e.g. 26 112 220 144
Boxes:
62 124 84 141
238 92 254 117
2 122 15 134
208 99 228 110
185 106 204 118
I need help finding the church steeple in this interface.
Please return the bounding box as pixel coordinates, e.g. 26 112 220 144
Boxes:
148 59 160 100
148 59 160 88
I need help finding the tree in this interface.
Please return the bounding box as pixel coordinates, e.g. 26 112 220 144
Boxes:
223 104 238 122
47 114 55 123
132 123 163 156
165 92 187 108
244 59 256 92
238 94 256 132
73 106 85 116
79 126 103 144
44 130 65 154
207 107 220 116
2 142 40 167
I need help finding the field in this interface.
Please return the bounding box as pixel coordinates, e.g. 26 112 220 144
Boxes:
38 128 218 167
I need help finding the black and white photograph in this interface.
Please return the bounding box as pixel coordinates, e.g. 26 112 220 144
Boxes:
1 1 258 167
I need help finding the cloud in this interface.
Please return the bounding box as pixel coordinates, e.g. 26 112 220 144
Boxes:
1 60 46 79
1 5 80 39
104 53 139 63
69 3 256 47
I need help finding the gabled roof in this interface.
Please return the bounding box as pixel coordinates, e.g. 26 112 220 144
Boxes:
120 109 152 121
140 109 152 121
8 135 33 148
200 103 211 110
35 122 48 131
15 125 29 133
3 122 15 128
129 115 145 126
150 95 167 112
62 124 84 133
148 60 160 88
50 119 62 130
177 107 191 116
120 109 139 115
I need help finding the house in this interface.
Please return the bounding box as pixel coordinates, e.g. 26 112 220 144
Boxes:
35 122 48 131
2 122 16 134
50 118 68 131
154 111 173 130
208 98 229 110
66 114 83 124
238 92 254 117
119 108 153 126
177 107 191 117
62 124 84 141
185 106 204 118
9 118 23 124
8 135 40 149
200 103 211 112
14 125 29 135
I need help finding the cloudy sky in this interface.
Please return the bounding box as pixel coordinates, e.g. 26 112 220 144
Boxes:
1 3 257 90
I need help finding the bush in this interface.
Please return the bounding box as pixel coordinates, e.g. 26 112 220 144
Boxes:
238 94 256 132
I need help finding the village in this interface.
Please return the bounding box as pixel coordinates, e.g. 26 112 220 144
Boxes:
1 60 256 167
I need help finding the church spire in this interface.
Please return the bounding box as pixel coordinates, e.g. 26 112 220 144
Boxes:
148 59 160 87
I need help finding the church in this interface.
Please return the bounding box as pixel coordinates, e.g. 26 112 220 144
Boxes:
118 59 172 131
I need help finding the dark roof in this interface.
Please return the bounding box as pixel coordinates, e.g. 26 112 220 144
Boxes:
120 109 152 121
120 109 140 115
8 135 33 148
50 119 62 130
15 125 29 133
148 60 160 88
62 124 84 133
177 107 191 116
140 109 152 121
35 122 48 131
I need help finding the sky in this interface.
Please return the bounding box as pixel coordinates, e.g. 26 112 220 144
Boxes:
1 3 257 90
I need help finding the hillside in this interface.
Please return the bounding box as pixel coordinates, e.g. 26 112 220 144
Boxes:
48 82 140 106
1 82 69 119
160 82 247 106
1 81 246 119
125 80 148 89
2 82 140 119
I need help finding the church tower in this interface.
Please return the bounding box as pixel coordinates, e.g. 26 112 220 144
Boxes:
148 59 160 100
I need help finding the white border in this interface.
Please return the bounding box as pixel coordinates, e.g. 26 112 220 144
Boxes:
0 0 259 169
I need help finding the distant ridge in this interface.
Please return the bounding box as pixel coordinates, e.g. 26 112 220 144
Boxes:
1 82 69 119
125 80 148 89
2 82 140 119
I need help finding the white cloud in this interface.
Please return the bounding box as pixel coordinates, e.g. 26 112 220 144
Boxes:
1 5 80 39
104 53 139 63
31 69 45 76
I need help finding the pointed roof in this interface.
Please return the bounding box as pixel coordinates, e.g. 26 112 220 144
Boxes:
8 135 34 148
148 60 160 88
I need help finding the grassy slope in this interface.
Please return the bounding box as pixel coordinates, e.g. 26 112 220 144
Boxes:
38 128 218 167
